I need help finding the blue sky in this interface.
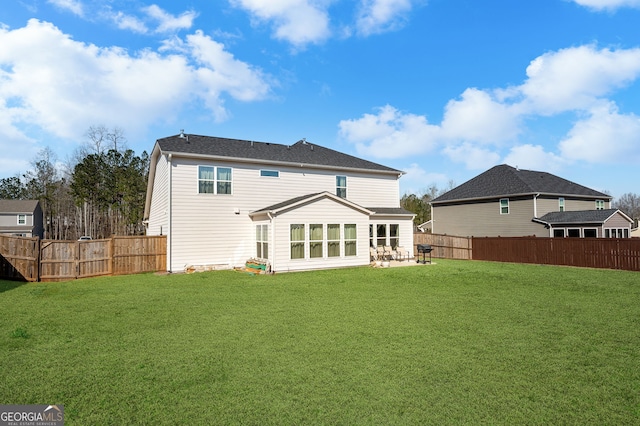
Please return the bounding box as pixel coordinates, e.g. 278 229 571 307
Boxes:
1 0 640 199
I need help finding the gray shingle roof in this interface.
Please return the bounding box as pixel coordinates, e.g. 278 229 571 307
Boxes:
368 207 414 216
156 134 401 174
432 165 610 203
537 209 622 225
0 199 39 213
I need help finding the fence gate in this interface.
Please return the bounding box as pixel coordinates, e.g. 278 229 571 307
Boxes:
40 239 112 282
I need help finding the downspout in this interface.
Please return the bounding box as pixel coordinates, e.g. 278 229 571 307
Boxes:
167 153 173 273
533 193 540 218
267 211 275 272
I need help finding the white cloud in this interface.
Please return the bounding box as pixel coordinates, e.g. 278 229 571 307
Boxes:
442 143 501 170
338 105 440 158
143 5 198 33
339 44 640 174
559 102 640 163
518 45 640 114
400 163 449 195
570 0 640 11
356 0 413 36
230 0 331 47
47 0 84 17
503 144 567 172
110 11 149 34
0 19 272 142
441 88 521 145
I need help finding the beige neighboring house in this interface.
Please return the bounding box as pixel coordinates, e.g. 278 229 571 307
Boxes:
144 133 415 273
431 164 633 238
0 199 44 238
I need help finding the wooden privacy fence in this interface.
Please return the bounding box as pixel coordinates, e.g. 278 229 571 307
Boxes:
414 233 472 260
0 234 167 282
0 235 39 282
472 236 640 271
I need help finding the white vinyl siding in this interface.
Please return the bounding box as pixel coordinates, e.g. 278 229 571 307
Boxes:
146 153 169 237
154 156 406 272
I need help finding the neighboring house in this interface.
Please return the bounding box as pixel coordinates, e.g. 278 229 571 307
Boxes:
0 199 44 238
144 133 415 273
430 164 633 238
416 220 432 233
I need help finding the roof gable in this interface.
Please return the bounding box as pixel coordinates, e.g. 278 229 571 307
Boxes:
432 164 610 203
155 134 401 174
250 192 372 217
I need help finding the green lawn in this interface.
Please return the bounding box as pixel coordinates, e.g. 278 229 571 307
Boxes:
1 260 639 425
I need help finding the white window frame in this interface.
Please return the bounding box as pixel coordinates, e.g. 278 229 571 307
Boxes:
344 224 357 257
558 197 565 212
17 214 26 225
309 224 324 259
605 228 629 238
260 170 279 178
583 228 597 238
198 165 233 195
290 224 305 260
595 200 605 210
336 176 347 199
328 224 341 258
500 198 509 215
256 224 269 259
567 228 581 238
553 228 565 238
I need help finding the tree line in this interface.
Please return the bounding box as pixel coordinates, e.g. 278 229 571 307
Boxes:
0 126 149 240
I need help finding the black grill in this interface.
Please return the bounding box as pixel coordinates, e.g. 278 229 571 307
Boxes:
416 244 433 264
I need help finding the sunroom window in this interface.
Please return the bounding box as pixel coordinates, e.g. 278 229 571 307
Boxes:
310 224 323 258
344 224 357 256
290 224 305 259
328 224 341 257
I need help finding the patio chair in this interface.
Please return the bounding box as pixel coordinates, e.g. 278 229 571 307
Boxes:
395 246 409 261
376 246 386 260
369 246 378 261
383 245 396 260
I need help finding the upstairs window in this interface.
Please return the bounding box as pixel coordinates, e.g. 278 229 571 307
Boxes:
595 200 605 210
217 167 232 195
336 176 347 198
500 198 509 214
198 166 233 194
198 166 214 193
559 197 565 212
260 170 279 178
17 214 26 225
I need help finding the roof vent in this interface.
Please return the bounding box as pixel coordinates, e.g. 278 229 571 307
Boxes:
178 129 188 142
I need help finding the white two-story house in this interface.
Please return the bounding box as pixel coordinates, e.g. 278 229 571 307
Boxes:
144 133 415 273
